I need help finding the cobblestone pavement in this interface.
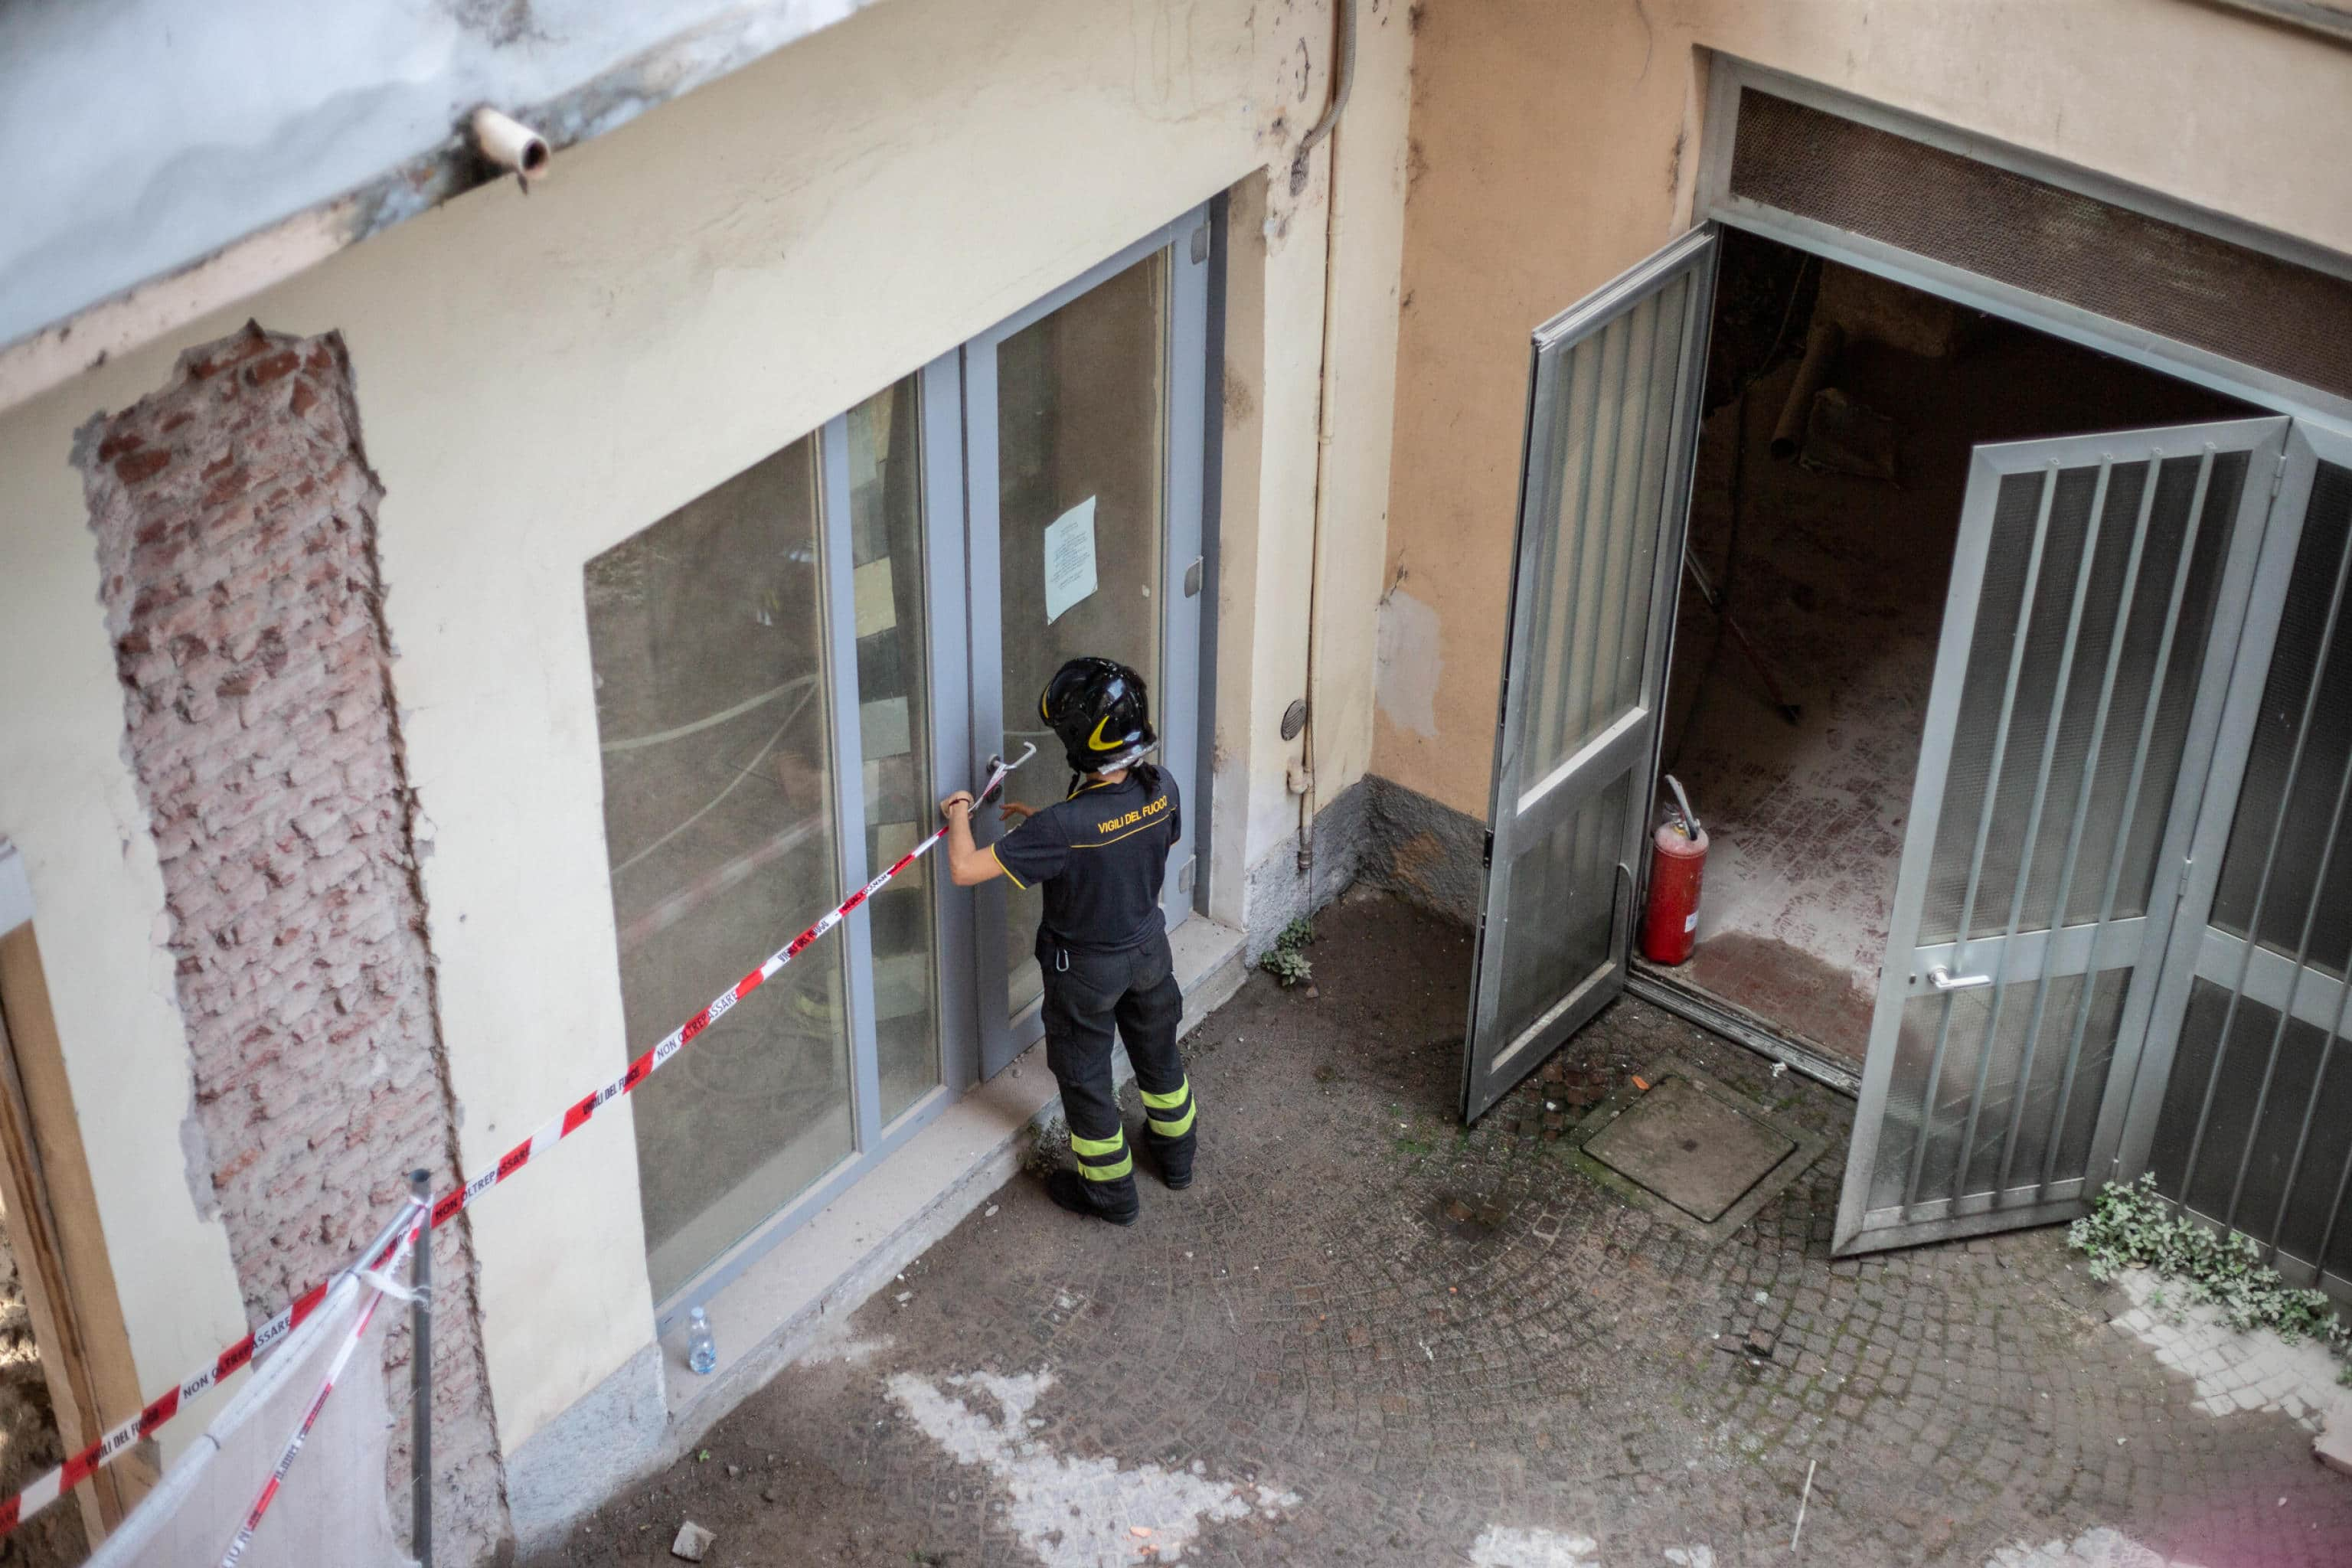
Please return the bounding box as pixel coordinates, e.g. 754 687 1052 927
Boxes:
537 892 2352 1568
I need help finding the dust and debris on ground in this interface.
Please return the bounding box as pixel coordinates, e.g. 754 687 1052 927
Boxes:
528 890 2352 1567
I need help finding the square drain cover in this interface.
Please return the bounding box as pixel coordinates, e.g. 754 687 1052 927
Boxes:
1584 1076 1796 1223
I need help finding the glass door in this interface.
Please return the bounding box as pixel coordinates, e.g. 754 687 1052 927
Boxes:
1834 417 2287 1256
583 205 1214 1305
965 211 1210 1076
1463 229 1717 1122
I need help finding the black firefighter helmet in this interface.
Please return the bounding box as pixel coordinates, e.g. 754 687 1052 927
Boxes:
1041 656 1156 776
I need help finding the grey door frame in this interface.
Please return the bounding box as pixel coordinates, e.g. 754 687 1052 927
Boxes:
1463 226 1718 1122
1834 417 2291 1256
654 352 981 1322
2113 420 2352 1292
823 353 987 1145
962 207 1212 1078
657 207 1215 1312
1696 57 2352 430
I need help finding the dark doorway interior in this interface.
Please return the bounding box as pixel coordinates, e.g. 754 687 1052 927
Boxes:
1655 228 2250 1067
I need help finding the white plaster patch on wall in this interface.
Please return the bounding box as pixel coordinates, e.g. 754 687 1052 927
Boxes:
2107 1268 2352 1433
1467 1524 1600 1568
1375 585 1442 740
1984 1526 2207 1568
887 1369 1298 1566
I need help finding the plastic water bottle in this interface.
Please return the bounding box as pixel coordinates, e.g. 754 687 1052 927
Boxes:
686 1307 717 1375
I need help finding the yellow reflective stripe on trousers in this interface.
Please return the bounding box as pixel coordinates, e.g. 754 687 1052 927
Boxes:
1070 1130 1125 1158
1147 1103 1197 1139
1079 1154 1135 1181
1139 1080 1191 1111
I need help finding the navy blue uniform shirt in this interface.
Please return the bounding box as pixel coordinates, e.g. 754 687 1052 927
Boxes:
991 768 1181 957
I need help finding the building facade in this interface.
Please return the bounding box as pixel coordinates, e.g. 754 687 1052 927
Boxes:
0 0 2347 1560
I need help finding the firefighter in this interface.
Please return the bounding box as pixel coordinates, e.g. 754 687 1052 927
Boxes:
938 656 1194 1225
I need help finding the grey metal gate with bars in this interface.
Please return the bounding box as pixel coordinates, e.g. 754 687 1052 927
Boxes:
2123 423 2352 1298
1471 226 2352 1289
1837 418 2352 1276
1462 229 1714 1122
1836 418 2286 1253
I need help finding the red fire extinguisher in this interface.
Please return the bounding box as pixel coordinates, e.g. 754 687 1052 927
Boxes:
1641 775 1707 965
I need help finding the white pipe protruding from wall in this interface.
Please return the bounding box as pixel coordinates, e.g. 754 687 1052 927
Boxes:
472 107 551 185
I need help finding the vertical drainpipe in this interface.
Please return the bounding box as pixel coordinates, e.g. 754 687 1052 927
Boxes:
1295 0 1357 880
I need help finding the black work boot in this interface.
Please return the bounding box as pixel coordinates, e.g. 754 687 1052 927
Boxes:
1046 1168 1139 1225
1139 1076 1197 1190
1145 1132 1195 1191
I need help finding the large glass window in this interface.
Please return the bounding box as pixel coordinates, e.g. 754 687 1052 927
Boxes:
587 377 946 1300
587 433 851 1300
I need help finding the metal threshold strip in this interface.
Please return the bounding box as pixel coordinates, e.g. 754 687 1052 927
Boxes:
1625 962 1862 1098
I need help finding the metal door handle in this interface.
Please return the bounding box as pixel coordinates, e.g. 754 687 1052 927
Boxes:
1926 965 1994 992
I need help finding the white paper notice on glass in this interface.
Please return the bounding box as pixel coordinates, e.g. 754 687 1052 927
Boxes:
1043 496 1099 625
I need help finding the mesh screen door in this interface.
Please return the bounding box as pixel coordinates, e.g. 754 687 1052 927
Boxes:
1836 416 2288 1254
1463 230 1716 1122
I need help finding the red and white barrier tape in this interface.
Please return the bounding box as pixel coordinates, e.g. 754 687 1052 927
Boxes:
217 1202 425 1568
0 750 1027 1540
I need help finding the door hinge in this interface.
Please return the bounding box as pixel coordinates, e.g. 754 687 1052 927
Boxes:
1190 224 1210 265
2174 855 2194 909
2271 454 2288 500
1481 830 1495 869
1184 556 1204 597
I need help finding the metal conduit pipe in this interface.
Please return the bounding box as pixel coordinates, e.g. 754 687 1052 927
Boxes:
1295 0 1357 880
1295 0 1358 168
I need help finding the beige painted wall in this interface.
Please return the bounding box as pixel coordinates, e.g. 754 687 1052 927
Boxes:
1309 0 1415 838
1380 0 2352 818
0 446 250 1465
0 0 1410 1462
1208 0 1414 916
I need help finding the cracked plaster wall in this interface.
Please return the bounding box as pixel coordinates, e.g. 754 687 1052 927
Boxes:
1207 0 1414 933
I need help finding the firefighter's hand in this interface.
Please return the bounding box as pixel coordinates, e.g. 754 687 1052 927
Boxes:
939 791 976 822
998 801 1037 826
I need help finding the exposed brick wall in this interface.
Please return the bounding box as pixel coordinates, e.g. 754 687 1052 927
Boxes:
78 323 510 1563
